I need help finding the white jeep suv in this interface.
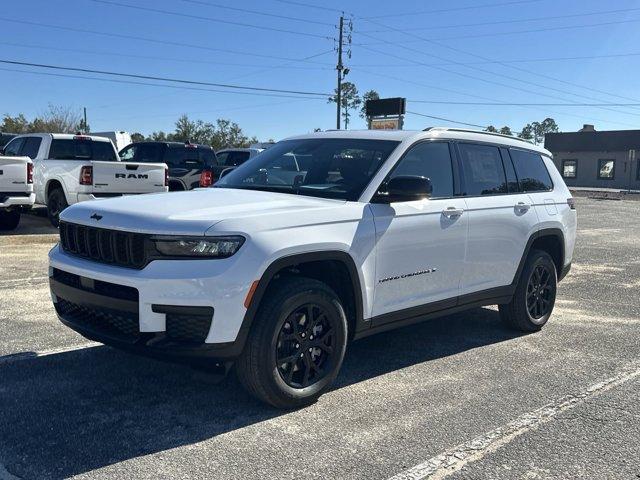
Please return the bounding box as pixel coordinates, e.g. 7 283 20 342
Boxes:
48 128 576 408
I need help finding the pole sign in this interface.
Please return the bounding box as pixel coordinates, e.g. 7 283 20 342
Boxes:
366 97 406 130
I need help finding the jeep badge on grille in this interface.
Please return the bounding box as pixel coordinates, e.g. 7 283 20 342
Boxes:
90 213 103 221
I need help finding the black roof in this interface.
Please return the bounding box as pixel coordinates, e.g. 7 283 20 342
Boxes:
545 130 640 152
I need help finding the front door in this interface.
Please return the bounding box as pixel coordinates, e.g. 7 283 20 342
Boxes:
369 141 467 322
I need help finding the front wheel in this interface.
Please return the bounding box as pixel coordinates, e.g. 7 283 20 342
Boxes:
47 188 68 228
500 249 557 332
235 277 348 409
0 209 20 231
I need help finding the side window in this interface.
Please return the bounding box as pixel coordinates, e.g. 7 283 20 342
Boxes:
598 159 615 180
135 144 163 163
501 148 520 193
510 149 554 192
20 137 42 159
389 142 454 198
3 137 25 156
216 152 229 166
562 159 577 178
458 143 507 196
119 145 136 161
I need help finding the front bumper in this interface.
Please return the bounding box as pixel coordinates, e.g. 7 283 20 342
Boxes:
0 192 35 209
49 244 255 352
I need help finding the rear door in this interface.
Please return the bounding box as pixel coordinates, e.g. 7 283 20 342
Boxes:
457 143 539 296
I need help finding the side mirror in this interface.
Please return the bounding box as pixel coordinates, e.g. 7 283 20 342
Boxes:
379 175 432 202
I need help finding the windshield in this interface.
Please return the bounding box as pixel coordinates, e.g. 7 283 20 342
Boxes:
215 138 400 201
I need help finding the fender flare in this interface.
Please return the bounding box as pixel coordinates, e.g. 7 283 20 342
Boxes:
511 227 565 286
230 250 364 356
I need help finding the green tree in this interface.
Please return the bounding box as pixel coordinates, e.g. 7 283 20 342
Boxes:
519 118 558 144
360 89 380 119
328 81 361 129
2 105 84 134
130 132 145 143
499 126 513 136
1 113 30 133
518 124 535 142
172 115 215 144
484 125 498 133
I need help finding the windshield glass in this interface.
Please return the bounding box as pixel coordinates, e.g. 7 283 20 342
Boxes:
215 138 400 200
49 139 117 161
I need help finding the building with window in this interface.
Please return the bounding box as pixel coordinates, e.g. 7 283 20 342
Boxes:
545 125 640 190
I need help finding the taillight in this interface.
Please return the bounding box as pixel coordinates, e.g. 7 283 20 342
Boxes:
27 163 33 184
164 167 169 187
567 198 576 210
199 170 213 187
80 166 93 185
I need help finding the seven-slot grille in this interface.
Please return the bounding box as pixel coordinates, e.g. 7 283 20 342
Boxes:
59 221 147 269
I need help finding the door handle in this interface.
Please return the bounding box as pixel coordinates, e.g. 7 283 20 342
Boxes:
442 206 464 218
515 201 531 212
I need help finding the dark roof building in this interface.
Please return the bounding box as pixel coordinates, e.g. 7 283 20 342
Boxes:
545 126 640 191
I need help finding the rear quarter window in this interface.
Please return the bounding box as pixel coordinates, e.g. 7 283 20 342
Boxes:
510 149 553 192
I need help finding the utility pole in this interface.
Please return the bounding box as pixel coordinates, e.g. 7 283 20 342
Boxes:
336 15 344 130
83 107 88 133
335 15 352 130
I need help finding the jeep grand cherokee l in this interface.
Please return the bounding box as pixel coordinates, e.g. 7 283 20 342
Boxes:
49 128 576 408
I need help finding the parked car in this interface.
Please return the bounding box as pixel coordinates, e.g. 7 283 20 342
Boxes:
201 147 268 186
0 155 34 230
49 128 576 408
2 133 168 227
120 141 217 191
92 131 133 152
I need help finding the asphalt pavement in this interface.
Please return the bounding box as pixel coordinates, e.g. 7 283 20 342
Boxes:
0 198 638 480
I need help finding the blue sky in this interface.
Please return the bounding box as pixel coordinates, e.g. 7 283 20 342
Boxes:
2 0 640 140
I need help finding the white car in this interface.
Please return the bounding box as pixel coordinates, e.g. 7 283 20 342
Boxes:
3 133 168 226
49 128 577 408
0 155 34 230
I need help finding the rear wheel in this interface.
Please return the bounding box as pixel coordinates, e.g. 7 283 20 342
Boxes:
0 210 20 231
47 188 68 228
236 277 348 409
500 249 557 332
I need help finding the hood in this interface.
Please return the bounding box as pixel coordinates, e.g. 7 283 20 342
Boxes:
60 188 347 236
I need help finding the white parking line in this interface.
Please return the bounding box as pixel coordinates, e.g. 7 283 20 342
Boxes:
0 343 100 365
388 362 640 480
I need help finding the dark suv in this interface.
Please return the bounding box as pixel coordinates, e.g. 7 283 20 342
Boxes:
119 141 217 191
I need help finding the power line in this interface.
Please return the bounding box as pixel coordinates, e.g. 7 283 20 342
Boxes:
178 0 334 26
0 66 327 100
358 6 640 33
349 51 640 67
0 40 333 70
363 0 544 19
0 17 332 64
226 49 333 81
409 101 640 107
355 21 640 120
271 0 344 14
90 0 332 40
406 111 489 129
0 59 331 97
358 17 640 44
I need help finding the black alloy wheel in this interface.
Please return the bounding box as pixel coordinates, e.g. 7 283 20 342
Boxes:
526 264 553 320
276 303 336 389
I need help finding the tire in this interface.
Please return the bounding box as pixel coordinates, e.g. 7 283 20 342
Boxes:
0 210 20 231
499 249 558 332
47 188 68 228
235 276 348 409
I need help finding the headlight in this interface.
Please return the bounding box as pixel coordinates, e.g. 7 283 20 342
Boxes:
152 236 245 258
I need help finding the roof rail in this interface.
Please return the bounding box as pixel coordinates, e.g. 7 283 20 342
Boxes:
423 127 532 144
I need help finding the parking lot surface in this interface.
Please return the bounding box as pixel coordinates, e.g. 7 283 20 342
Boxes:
0 198 638 479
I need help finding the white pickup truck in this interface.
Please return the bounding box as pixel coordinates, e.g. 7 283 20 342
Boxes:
2 133 168 226
0 155 34 230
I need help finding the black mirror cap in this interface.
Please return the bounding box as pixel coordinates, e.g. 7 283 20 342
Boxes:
383 175 433 201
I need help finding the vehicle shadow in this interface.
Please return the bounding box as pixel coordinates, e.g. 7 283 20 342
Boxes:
0 208 58 236
0 307 523 479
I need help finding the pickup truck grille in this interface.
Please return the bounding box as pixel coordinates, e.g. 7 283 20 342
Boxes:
59 222 147 269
